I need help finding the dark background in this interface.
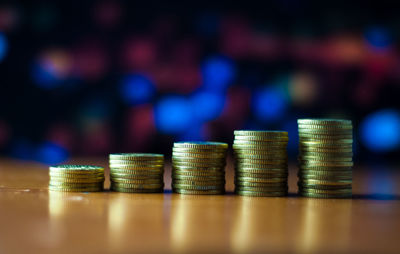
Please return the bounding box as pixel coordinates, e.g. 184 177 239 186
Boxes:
0 1 399 165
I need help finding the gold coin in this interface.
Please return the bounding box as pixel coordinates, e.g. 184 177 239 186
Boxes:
297 119 352 126
299 147 353 153
110 182 164 189
172 151 226 159
232 144 287 151
109 153 164 160
236 158 287 165
110 173 163 180
110 186 163 193
173 189 225 195
172 161 226 168
173 179 225 186
298 172 352 180
299 187 352 194
109 159 164 165
233 149 287 156
49 165 104 174
299 133 353 140
299 156 353 162
110 168 163 175
235 176 287 183
233 140 288 146
173 171 224 178
235 186 288 192
299 178 352 185
234 153 288 160
111 178 163 184
299 161 353 167
234 130 288 136
171 184 224 190
300 151 353 156
234 135 289 142
172 174 224 181
173 141 228 149
172 146 227 153
235 190 287 197
236 172 288 178
300 192 352 198
299 139 353 145
49 172 105 178
49 177 104 183
235 163 288 170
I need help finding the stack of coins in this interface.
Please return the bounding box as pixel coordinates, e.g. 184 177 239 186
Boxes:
233 130 289 197
49 165 105 192
172 142 228 195
297 119 353 198
109 153 164 193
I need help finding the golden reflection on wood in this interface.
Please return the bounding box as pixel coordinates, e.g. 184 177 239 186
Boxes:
0 158 400 253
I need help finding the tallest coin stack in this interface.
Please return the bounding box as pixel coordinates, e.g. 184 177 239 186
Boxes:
297 119 353 198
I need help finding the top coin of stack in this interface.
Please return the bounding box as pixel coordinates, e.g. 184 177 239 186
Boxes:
172 141 228 195
233 130 289 197
49 165 105 192
109 153 164 193
297 119 353 198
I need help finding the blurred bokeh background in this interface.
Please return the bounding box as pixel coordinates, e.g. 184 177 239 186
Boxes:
0 1 399 165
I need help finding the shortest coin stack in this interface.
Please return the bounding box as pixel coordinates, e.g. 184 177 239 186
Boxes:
297 119 353 198
172 142 228 195
233 130 289 197
109 153 164 193
49 165 105 192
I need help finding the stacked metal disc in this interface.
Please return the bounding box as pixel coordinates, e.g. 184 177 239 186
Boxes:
297 119 353 198
172 141 228 195
233 130 289 197
109 153 164 193
49 165 105 192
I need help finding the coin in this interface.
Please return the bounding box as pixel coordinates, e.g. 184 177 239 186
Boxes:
298 119 352 126
109 160 164 166
110 186 163 193
173 141 228 149
172 151 226 158
235 190 287 197
110 178 163 184
49 177 105 183
171 184 224 190
110 182 164 189
234 135 289 142
173 189 225 195
109 153 164 160
173 179 225 186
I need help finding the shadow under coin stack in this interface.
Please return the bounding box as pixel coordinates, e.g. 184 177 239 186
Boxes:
233 131 289 197
49 165 105 192
172 142 228 195
297 119 353 198
109 153 164 193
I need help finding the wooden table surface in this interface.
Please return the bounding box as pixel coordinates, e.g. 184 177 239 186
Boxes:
1 158 400 254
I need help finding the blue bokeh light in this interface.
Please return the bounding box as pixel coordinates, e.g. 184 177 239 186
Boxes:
360 109 400 152
202 55 236 91
0 33 8 62
31 62 62 89
35 142 68 165
120 74 155 105
191 91 225 121
365 26 391 49
155 96 193 134
253 87 288 122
